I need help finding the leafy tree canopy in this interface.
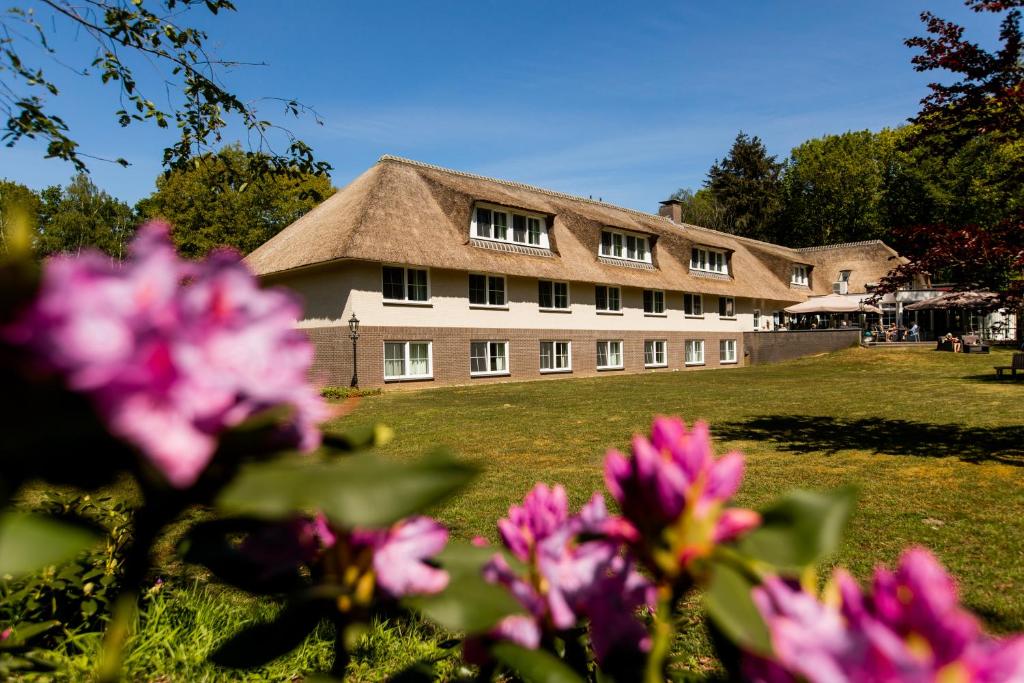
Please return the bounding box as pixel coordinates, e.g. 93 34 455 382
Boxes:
1 1 330 183
136 144 334 258
34 174 137 258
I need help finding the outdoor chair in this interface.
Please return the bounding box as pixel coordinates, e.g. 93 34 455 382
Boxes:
994 353 1024 378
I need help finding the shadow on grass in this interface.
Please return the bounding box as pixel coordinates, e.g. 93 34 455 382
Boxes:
717 415 1024 466
961 373 1024 384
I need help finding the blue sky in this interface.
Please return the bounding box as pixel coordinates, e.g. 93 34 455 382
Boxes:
0 1 1002 213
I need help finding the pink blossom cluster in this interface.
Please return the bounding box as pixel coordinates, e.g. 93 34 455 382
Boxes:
3 223 326 488
747 549 1024 683
605 417 761 579
242 514 449 600
475 483 654 664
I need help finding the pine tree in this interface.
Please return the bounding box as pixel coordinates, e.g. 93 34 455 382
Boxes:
704 132 785 242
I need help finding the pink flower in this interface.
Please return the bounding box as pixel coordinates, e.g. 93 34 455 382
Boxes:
368 516 449 597
3 222 326 487
241 514 449 605
746 549 1024 683
479 484 652 665
604 417 759 578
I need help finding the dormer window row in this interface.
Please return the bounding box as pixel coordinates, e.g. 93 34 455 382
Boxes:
690 247 728 275
473 204 549 249
600 228 651 264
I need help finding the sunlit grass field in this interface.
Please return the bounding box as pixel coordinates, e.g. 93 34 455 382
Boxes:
29 346 1024 680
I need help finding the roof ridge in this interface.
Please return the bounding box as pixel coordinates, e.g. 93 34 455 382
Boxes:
796 240 886 252
378 155 812 256
378 154 667 222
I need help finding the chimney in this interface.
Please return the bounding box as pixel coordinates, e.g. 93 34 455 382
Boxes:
659 198 683 223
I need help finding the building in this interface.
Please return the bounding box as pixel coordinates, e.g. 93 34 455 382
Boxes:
245 155 904 388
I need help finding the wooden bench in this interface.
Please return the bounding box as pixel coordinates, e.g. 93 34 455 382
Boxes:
994 353 1024 378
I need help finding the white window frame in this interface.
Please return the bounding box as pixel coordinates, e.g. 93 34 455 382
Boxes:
643 289 666 316
538 280 571 311
644 340 667 368
470 340 509 377
684 293 704 318
690 247 729 275
685 339 705 366
595 285 622 314
539 340 572 373
596 340 625 370
792 264 810 286
383 341 433 381
599 228 652 264
472 203 550 249
382 265 431 305
719 339 737 364
719 296 736 319
469 273 507 309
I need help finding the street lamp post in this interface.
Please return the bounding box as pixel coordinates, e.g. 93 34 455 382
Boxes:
348 313 360 388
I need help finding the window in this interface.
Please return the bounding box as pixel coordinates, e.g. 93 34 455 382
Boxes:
596 340 624 369
839 270 851 283
538 281 570 310
720 339 737 364
643 289 665 315
792 264 810 286
719 296 735 318
469 274 506 307
540 341 571 372
644 340 667 367
753 309 761 330
382 266 429 303
470 341 508 376
384 341 432 380
473 204 549 248
685 340 705 365
690 247 728 274
684 293 703 317
599 229 652 263
595 285 621 312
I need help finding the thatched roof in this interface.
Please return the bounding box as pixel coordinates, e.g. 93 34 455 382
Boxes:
246 156 902 302
796 241 905 293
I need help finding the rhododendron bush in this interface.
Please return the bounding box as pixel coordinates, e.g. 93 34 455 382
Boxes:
1 220 1022 682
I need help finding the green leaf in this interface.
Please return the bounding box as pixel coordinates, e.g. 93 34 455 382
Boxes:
736 487 857 573
217 448 477 528
210 603 323 668
491 643 584 683
0 513 99 577
405 541 523 633
0 621 60 650
704 560 772 656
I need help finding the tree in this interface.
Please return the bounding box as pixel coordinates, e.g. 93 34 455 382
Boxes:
782 131 887 246
136 145 334 257
703 132 785 242
877 0 1023 305
35 174 137 258
0 179 41 255
668 187 735 231
1 1 330 182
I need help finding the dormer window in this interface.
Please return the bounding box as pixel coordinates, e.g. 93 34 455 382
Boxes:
473 204 549 248
690 247 728 275
792 264 810 286
600 228 651 264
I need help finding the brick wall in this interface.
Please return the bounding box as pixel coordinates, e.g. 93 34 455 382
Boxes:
304 326 746 389
742 329 860 365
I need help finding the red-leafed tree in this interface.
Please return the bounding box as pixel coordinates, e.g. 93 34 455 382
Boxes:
877 0 1023 316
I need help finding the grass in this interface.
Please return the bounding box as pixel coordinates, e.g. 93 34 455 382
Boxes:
13 346 1024 680
324 346 1024 641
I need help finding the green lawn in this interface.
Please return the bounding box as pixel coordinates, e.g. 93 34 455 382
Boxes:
327 345 1024 638
22 345 1024 680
